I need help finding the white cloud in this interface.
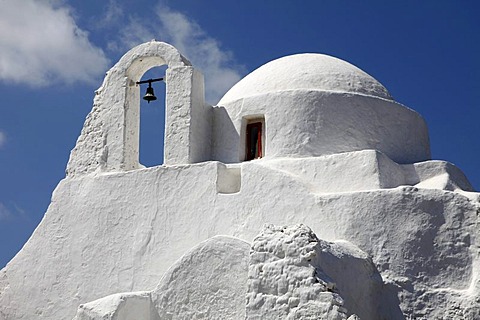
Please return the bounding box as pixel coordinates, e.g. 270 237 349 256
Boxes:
156 7 244 103
108 16 156 53
103 0 123 25
0 202 30 222
109 4 244 104
0 0 109 87
95 0 124 30
0 131 5 148
0 203 12 221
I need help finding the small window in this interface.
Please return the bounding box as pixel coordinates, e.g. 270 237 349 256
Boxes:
245 122 263 161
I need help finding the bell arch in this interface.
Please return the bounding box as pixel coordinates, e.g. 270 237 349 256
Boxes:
137 66 167 167
66 41 211 177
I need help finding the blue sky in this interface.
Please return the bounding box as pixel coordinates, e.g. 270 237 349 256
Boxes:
0 0 479 268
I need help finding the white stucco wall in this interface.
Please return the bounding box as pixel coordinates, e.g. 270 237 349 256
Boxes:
246 224 353 320
1 157 479 319
152 236 250 319
164 66 211 165
213 53 430 164
214 90 430 164
71 225 379 319
73 292 159 320
263 150 473 194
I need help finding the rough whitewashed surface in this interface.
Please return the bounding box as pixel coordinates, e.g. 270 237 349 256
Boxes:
1 41 479 320
71 225 366 320
246 224 354 320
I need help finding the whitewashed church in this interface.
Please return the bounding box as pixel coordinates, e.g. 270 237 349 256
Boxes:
1 41 479 320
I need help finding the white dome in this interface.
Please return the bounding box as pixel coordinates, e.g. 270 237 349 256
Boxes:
219 53 392 104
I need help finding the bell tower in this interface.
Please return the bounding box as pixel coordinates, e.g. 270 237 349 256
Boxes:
66 41 211 177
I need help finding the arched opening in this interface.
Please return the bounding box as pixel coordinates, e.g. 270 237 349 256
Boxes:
120 42 207 170
66 41 204 176
138 65 168 167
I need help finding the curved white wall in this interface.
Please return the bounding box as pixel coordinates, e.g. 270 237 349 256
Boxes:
214 90 430 164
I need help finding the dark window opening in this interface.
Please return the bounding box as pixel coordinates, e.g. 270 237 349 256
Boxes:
245 122 263 161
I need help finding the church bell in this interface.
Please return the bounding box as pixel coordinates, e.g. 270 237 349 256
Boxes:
143 82 157 103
